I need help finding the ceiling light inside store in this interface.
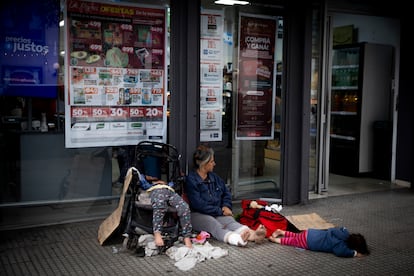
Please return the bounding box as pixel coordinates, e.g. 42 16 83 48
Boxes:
214 0 250 5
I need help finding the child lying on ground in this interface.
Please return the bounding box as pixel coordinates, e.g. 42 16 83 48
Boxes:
269 227 369 257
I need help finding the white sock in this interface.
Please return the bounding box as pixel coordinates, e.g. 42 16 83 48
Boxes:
234 225 249 235
227 233 247 246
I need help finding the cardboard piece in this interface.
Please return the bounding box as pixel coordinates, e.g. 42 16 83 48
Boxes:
285 213 334 231
97 167 134 245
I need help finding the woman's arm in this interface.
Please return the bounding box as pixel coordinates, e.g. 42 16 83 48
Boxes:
219 178 233 209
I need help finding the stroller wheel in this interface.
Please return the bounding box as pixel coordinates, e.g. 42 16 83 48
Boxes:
122 236 129 251
127 234 139 249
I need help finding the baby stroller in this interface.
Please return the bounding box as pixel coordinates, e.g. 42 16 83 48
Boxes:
121 141 185 253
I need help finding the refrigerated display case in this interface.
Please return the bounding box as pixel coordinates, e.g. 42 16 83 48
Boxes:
329 43 393 176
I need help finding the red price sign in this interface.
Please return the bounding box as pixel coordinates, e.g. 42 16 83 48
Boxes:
121 24 133 31
126 69 138 75
110 68 122 75
150 26 163 33
83 67 97 74
153 49 163 55
151 69 163 77
105 87 117 93
90 44 102 52
109 107 128 118
72 107 90 118
129 107 145 118
92 107 109 118
129 88 140 94
208 64 217 72
89 21 101 28
84 87 98 94
152 88 163 94
122 46 134 54
145 107 163 118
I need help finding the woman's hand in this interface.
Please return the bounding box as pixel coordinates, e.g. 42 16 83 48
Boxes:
222 206 233 216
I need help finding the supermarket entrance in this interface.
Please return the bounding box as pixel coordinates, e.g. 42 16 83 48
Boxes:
314 11 401 197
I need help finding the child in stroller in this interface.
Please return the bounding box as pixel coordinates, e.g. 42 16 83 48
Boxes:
122 141 192 251
134 168 192 248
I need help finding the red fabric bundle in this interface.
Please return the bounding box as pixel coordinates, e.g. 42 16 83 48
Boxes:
239 199 288 238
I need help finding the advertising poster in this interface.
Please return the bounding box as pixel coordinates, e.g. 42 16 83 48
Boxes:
65 0 167 148
200 10 224 142
0 0 60 98
236 14 277 140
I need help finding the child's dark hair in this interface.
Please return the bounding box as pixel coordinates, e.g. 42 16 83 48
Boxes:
347 233 370 255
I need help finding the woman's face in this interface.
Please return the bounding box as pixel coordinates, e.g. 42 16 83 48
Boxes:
203 155 216 172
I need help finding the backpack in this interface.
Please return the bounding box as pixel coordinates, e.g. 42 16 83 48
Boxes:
239 199 288 238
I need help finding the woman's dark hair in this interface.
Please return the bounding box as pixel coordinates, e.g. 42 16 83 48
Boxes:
347 233 370 255
193 144 214 169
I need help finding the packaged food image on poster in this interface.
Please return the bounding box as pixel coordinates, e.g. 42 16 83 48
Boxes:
124 88 131 105
74 88 85 104
119 88 125 105
142 88 152 104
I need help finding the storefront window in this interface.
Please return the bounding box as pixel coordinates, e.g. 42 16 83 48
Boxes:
0 0 171 229
0 0 62 204
200 1 283 200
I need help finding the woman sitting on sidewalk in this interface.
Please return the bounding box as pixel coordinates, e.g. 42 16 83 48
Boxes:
185 144 266 246
269 227 370 257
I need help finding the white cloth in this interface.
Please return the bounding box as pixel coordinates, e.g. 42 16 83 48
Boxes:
264 204 283 213
165 242 228 271
138 234 159 256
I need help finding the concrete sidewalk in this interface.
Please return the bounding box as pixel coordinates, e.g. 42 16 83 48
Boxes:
1 188 413 275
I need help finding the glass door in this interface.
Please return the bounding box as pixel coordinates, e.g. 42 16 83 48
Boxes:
200 1 284 201
310 4 328 195
316 11 399 198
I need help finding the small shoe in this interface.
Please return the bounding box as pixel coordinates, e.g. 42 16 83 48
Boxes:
191 231 211 244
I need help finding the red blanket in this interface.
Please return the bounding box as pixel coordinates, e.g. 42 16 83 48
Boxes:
239 199 288 238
